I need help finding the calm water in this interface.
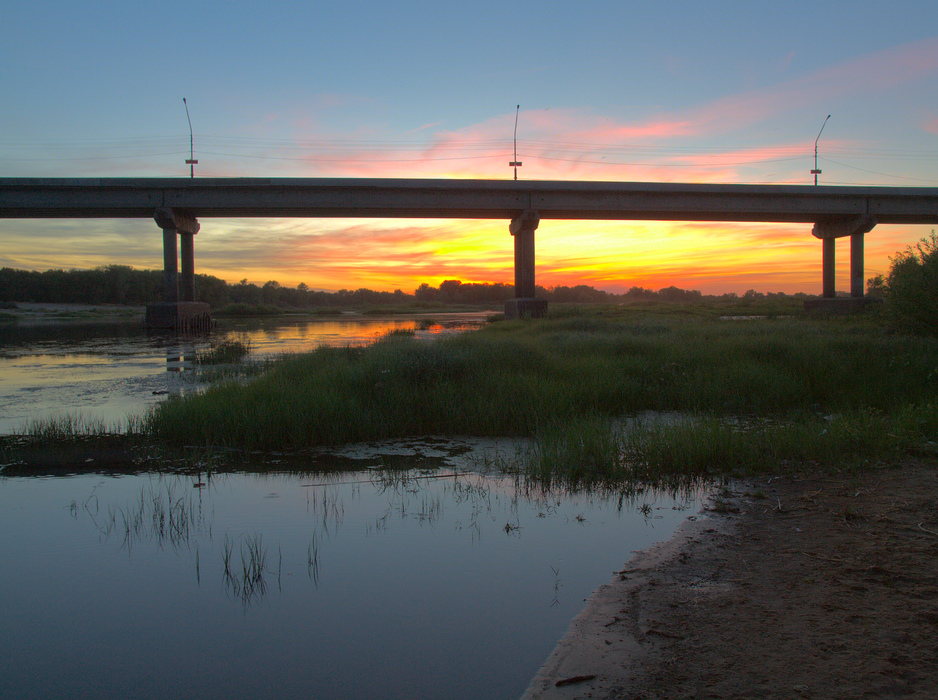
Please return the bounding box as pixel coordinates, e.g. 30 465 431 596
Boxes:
0 459 700 699
0 312 704 698
0 312 488 434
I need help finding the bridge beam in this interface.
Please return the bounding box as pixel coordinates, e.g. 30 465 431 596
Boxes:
506 210 547 319
812 215 876 299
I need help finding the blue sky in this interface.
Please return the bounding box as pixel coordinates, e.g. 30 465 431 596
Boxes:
1 1 936 294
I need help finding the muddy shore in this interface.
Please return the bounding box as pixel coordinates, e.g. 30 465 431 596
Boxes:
0 302 144 326
524 460 938 699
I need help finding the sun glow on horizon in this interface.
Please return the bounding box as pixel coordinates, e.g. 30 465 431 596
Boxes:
0 216 931 298
186 218 931 297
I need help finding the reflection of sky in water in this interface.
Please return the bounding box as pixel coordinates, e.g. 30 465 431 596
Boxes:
0 313 487 433
0 469 702 699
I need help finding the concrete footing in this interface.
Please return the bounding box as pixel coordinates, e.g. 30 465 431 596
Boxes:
146 302 212 332
505 298 548 319
803 297 881 314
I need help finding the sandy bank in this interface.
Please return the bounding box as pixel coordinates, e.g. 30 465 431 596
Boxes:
524 460 938 699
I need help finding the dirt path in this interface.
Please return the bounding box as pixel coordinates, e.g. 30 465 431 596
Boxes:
524 460 938 699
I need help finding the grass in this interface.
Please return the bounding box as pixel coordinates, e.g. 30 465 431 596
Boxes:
223 532 278 605
138 304 938 485
12 302 938 485
194 336 252 365
14 413 146 444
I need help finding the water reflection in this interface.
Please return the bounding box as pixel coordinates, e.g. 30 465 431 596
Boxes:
0 312 487 433
0 466 701 699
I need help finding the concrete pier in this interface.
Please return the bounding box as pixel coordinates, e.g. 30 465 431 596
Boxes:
851 232 864 298
147 207 210 331
805 215 878 312
506 209 548 319
145 301 212 332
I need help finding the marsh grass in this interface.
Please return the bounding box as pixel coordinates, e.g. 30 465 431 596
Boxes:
103 481 208 551
194 336 252 365
22 414 134 440
31 303 935 483
223 532 277 605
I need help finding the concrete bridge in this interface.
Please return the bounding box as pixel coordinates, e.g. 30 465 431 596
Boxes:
2 177 937 322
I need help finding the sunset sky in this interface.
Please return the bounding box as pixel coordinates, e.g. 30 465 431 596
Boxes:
2 1 937 295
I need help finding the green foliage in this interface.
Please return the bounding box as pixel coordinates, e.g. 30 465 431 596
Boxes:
194 337 252 365
885 231 938 335
146 308 938 473
16 304 938 481
866 274 886 297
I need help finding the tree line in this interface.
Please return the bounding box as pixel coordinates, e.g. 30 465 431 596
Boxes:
0 264 796 309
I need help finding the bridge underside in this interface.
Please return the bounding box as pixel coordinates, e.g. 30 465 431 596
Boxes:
2 178 937 321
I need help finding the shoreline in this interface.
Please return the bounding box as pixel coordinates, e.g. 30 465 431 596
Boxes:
523 460 938 699
522 485 736 698
0 302 145 326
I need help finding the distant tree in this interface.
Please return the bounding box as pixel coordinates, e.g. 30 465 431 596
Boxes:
194 273 229 306
658 286 702 302
230 279 262 305
438 279 463 303
625 286 656 300
866 274 886 298
414 283 439 302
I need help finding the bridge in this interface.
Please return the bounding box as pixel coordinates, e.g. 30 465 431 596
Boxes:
2 177 938 323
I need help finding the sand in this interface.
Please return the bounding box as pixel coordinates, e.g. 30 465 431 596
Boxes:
524 459 938 699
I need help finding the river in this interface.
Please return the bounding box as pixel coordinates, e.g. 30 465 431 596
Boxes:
0 308 701 699
0 308 489 434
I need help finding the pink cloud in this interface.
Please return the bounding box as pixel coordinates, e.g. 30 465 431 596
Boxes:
193 38 938 184
683 36 938 136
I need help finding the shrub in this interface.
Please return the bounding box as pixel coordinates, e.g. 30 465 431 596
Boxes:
885 231 938 335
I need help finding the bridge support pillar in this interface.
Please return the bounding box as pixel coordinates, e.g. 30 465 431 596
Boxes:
850 232 864 298
147 208 211 331
506 209 547 319
180 231 195 302
805 216 877 312
161 224 179 303
822 237 836 299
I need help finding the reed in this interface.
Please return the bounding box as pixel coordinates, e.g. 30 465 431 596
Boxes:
147 309 938 449
0 304 867 483
22 414 114 440
222 532 271 605
194 336 252 365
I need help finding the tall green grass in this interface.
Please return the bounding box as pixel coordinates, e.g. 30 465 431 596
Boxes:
194 336 252 365
144 309 938 483
21 413 146 440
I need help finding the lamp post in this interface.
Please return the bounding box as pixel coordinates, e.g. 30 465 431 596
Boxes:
812 114 830 185
509 105 522 180
183 98 198 178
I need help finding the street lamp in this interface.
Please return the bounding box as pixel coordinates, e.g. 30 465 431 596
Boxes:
509 105 522 180
183 98 198 178
812 114 830 185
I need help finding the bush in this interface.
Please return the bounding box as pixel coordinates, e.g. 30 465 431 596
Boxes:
885 231 938 335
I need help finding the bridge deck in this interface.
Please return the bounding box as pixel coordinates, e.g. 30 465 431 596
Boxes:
1 178 937 224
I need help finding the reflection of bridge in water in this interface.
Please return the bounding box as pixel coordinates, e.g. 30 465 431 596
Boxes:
2 178 938 321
